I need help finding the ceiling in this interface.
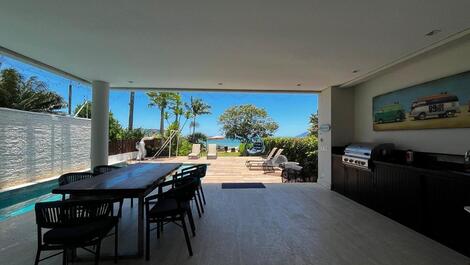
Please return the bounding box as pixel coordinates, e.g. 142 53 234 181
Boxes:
1 0 469 92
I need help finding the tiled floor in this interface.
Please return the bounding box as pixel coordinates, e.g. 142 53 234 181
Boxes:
1 184 469 265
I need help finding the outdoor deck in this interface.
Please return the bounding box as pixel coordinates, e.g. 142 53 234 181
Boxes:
1 183 469 265
136 156 283 183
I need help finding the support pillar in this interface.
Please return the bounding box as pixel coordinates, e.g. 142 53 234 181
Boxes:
91 80 109 169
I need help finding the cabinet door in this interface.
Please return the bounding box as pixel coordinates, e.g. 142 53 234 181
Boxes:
331 156 345 194
344 166 358 201
424 172 470 256
356 169 374 209
374 164 423 232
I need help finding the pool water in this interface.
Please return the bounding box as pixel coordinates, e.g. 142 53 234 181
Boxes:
0 180 61 221
0 163 201 222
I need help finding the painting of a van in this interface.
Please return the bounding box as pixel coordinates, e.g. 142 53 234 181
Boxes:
410 93 460 120
374 104 406 123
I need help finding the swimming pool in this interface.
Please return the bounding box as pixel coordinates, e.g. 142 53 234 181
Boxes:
0 163 201 221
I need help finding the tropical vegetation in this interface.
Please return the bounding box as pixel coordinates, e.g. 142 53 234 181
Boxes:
308 112 319 136
218 104 279 143
74 101 144 141
0 68 66 112
263 136 318 181
146 92 180 137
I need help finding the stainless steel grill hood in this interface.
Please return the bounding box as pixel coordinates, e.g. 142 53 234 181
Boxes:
342 143 394 170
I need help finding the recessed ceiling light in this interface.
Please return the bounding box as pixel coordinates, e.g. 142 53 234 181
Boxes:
425 29 441 37
128 81 134 84
218 83 223 86
296 83 302 87
352 69 360 73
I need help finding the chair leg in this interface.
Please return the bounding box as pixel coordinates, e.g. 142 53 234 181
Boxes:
62 248 67 265
130 198 134 208
146 219 150 261
157 221 161 239
199 185 206 205
114 225 119 263
196 190 204 213
194 196 202 218
95 240 102 265
34 248 41 265
181 216 193 256
187 208 196 236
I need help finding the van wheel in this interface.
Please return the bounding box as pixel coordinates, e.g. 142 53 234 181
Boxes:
418 113 426 120
446 111 455 118
395 117 402 122
378 119 384 124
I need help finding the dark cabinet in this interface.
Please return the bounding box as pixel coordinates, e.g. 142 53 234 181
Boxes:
423 172 470 255
374 163 423 232
332 155 374 208
331 156 470 257
331 155 345 194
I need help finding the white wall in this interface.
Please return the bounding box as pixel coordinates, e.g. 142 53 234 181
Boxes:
353 34 470 155
0 108 91 189
318 86 355 188
331 87 355 146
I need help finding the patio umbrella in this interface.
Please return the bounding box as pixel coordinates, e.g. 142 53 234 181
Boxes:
208 135 225 140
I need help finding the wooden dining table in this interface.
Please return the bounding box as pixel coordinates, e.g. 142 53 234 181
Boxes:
52 162 182 257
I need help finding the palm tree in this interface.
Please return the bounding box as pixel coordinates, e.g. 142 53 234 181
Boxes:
187 97 211 139
0 68 66 112
146 92 179 136
169 94 183 128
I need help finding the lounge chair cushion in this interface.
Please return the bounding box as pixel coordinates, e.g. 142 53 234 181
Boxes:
43 217 117 245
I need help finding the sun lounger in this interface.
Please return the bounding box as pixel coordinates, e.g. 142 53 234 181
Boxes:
207 144 217 159
247 149 284 169
188 144 201 159
245 148 280 167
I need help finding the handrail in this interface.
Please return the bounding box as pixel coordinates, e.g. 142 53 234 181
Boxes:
152 130 178 159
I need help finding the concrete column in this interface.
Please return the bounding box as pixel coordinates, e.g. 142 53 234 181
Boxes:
317 87 332 188
91 80 109 169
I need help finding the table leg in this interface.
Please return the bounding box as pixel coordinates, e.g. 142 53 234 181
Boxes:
137 196 144 257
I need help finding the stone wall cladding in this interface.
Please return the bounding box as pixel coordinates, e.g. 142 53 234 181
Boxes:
0 108 91 189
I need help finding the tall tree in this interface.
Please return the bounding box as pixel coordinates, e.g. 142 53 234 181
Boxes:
308 112 319 136
218 104 279 143
186 97 211 139
170 94 183 128
146 92 179 136
0 68 66 112
128 91 135 130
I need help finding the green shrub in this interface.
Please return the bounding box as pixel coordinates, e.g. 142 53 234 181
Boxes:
239 143 249 156
177 138 193 156
263 136 318 181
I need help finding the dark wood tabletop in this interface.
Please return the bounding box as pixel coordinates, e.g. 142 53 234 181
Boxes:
52 163 182 197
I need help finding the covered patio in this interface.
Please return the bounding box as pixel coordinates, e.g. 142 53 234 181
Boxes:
2 183 468 265
1 0 470 265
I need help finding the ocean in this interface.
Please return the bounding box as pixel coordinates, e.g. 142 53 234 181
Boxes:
207 138 241 148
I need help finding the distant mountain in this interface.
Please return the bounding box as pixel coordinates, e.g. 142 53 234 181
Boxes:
296 132 309 137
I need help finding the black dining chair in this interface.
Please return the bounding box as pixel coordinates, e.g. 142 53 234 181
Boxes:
92 165 121 175
58 172 95 200
58 172 124 218
93 165 133 208
181 164 207 211
34 199 120 265
145 175 199 260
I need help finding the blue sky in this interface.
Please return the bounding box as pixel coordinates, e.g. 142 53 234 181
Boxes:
0 55 317 137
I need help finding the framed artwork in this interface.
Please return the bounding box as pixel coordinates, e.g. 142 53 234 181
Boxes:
373 71 470 131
